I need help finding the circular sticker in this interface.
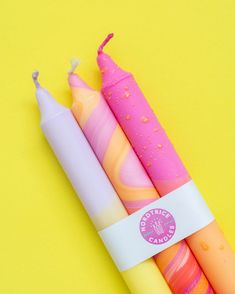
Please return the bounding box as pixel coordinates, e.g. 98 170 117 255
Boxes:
139 208 176 244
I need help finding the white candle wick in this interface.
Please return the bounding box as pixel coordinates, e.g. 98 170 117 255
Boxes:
68 58 80 74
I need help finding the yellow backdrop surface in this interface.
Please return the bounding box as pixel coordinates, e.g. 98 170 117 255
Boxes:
0 0 234 293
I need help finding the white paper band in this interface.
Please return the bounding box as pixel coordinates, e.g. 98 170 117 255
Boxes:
99 181 214 271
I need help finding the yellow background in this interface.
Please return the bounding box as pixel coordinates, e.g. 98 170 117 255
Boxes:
0 0 235 293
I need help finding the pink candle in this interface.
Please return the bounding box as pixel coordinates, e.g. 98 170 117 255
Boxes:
97 33 235 293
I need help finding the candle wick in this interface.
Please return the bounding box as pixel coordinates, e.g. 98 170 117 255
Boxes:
68 58 80 74
32 71 40 88
98 33 114 54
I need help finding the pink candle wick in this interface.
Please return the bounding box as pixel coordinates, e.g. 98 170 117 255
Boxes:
98 33 114 54
32 71 40 88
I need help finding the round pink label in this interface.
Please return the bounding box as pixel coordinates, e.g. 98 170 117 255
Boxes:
139 208 176 244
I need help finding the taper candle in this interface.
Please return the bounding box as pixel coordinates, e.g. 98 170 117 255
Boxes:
96 33 235 294
33 71 171 294
68 66 213 294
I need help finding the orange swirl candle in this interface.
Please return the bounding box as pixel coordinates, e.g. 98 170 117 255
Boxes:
96 33 235 294
68 63 214 294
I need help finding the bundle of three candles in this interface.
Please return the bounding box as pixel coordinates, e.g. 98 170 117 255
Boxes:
34 34 235 294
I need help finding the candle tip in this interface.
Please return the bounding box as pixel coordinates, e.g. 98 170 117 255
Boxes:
32 71 40 88
68 58 80 74
98 33 114 54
